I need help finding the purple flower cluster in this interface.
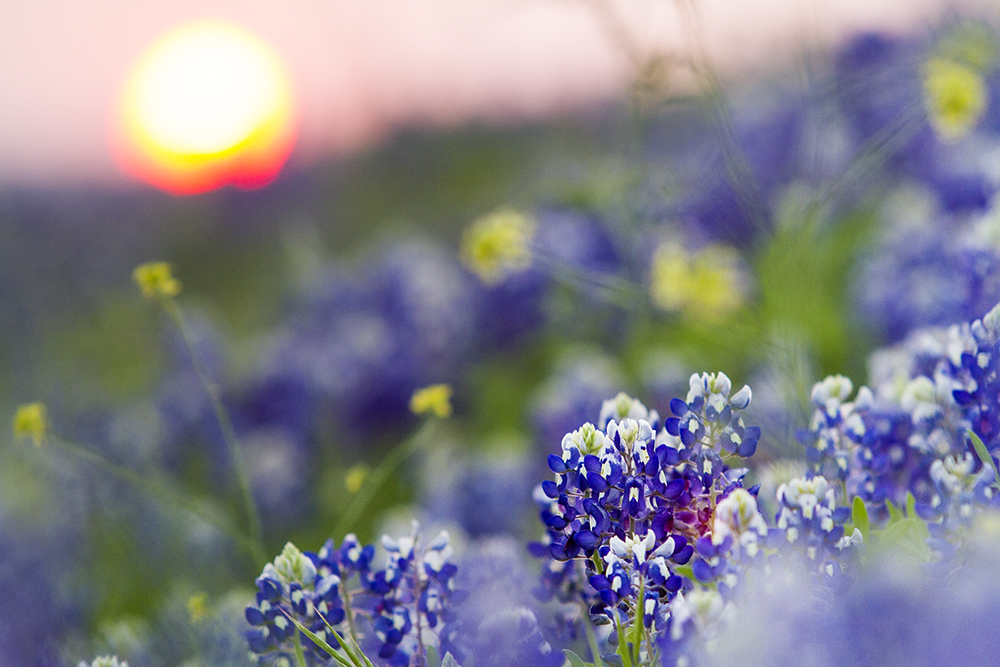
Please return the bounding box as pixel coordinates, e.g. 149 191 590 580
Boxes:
245 526 464 666
531 375 762 638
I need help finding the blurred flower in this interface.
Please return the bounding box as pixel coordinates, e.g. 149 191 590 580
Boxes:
187 593 209 624
410 383 453 419
923 58 988 141
133 261 181 299
13 402 47 446
461 208 535 284
78 658 128 667
650 243 745 320
345 464 369 493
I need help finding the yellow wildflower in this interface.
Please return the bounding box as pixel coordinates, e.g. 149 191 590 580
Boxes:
13 402 47 446
460 208 534 284
187 592 209 623
409 384 453 419
345 464 369 493
133 261 182 299
923 58 987 142
650 243 744 320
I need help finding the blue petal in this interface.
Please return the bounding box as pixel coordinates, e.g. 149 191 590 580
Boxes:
738 438 758 458
670 398 689 417
692 558 715 583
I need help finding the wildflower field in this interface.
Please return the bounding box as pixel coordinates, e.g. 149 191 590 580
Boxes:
9 15 1000 667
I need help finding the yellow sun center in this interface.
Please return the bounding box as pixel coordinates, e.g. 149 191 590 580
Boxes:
114 20 297 193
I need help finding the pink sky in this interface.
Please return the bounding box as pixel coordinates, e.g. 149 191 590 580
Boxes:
0 0 995 185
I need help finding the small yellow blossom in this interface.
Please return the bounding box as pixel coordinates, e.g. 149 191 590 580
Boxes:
460 208 535 284
13 402 47 446
409 384 453 419
923 58 987 142
187 592 209 623
133 262 182 299
345 464 369 493
650 243 745 320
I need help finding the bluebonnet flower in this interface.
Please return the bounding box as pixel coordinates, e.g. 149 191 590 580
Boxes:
661 587 733 667
701 513 1000 667
79 658 128 667
0 519 82 667
468 607 563 667
853 188 1000 340
367 525 466 665
671 97 813 245
455 538 564 667
834 28 1000 214
531 350 625 453
771 476 861 578
245 541 346 665
247 526 464 667
800 375 872 482
799 302 1000 529
274 241 477 439
423 453 534 539
531 378 762 659
690 489 769 589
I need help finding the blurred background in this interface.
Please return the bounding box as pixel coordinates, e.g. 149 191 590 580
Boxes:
3 0 1000 665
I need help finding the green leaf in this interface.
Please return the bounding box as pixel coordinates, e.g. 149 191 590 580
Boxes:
564 650 591 667
672 564 695 581
905 492 917 518
886 499 904 523
282 613 355 667
427 645 442 667
852 496 869 541
310 603 373 667
871 518 933 562
628 585 645 658
968 430 1000 490
614 617 633 667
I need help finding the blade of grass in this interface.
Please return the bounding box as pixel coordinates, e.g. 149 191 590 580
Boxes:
333 419 433 539
311 602 374 667
282 612 356 667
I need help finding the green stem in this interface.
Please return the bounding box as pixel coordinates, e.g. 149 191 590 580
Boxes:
293 630 309 667
341 582 361 647
48 433 261 562
614 614 633 667
161 297 264 565
532 250 651 314
332 419 433 540
581 606 607 667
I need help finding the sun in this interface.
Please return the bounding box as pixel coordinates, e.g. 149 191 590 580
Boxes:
113 20 297 194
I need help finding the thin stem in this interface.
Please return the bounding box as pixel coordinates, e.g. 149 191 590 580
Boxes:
582 604 607 667
332 419 434 540
292 630 309 667
161 297 264 565
47 433 262 564
341 580 361 647
411 538 427 667
531 250 654 316
614 613 633 667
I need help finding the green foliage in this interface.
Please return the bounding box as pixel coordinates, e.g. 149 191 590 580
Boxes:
852 495 870 542
866 493 933 563
969 430 1000 492
565 649 593 667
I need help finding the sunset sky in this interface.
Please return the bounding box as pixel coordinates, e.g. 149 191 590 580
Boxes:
0 0 994 186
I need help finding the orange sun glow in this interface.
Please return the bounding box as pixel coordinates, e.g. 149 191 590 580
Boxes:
113 20 297 194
